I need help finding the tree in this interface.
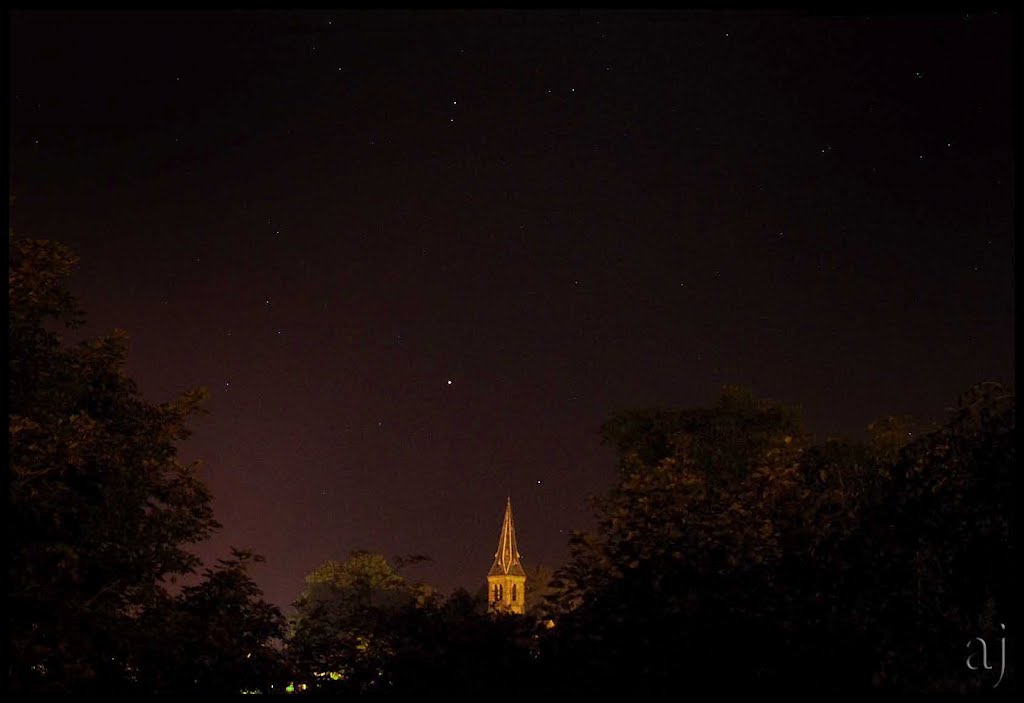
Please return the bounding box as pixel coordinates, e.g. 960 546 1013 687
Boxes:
381 586 542 695
130 549 288 694
288 552 415 692
546 384 1015 694
296 551 410 612
524 563 557 618
546 387 810 692
857 382 1015 692
287 553 549 695
9 230 284 694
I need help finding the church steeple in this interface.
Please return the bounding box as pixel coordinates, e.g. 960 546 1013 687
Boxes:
487 496 526 613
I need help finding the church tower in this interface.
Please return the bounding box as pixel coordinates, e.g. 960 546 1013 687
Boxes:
487 496 526 614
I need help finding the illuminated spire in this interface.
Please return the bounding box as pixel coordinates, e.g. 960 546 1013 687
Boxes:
489 496 525 577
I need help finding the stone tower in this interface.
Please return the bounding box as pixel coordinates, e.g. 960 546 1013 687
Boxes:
487 496 526 614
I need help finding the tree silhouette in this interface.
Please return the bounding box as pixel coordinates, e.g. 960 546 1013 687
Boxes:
9 230 282 694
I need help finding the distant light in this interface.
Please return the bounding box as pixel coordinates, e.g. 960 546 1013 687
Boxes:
447 379 453 385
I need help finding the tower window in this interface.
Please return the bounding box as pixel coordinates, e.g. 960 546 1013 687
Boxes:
493 584 499 602
512 584 517 602
499 584 504 601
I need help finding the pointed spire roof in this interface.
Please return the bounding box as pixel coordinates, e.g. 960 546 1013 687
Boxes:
489 496 526 577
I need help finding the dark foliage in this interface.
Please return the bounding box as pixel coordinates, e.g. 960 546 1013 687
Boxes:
544 385 1014 694
9 231 285 693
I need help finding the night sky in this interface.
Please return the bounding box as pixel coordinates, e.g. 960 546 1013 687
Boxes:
9 10 1013 612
